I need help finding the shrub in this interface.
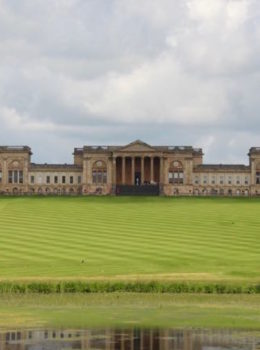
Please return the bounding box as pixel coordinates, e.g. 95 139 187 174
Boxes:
0 281 259 294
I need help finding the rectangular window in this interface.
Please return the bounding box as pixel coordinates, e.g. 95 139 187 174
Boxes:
30 175 35 184
203 176 207 184
103 172 107 184
19 171 23 184
62 176 66 184
70 176 73 184
0 171 2 183
8 171 13 184
228 177 232 185
92 171 97 184
256 172 260 185
220 176 224 185
245 177 249 185
54 176 58 184
78 176 81 184
13 170 18 183
46 176 50 184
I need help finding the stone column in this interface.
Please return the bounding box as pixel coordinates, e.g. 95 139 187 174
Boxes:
141 156 144 184
131 157 135 185
150 157 154 183
159 157 164 184
112 157 117 185
122 156 126 184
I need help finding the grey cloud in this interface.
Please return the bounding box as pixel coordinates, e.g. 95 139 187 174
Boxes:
0 0 260 163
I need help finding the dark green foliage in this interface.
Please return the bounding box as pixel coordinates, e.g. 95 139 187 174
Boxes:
0 281 260 294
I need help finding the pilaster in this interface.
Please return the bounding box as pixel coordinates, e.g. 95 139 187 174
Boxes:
112 157 117 185
251 158 256 186
3 157 8 185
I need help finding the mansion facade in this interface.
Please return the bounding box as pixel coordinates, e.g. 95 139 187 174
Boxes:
1 140 260 196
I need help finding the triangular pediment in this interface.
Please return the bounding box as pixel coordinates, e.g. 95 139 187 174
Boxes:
119 140 155 152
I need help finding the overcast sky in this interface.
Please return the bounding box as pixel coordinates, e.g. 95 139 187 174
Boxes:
0 0 260 164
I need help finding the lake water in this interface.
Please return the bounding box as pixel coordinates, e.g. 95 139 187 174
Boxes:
1 328 259 350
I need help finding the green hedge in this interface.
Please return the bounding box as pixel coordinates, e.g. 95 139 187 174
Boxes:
0 281 260 294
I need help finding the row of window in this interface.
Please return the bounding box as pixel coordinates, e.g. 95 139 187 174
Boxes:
30 175 81 185
1 170 260 186
3 172 106 185
30 187 79 194
193 175 250 186
194 188 249 196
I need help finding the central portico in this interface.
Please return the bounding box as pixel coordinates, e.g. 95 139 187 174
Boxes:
73 139 200 196
113 140 163 186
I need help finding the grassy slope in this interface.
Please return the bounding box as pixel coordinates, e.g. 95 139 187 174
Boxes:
1 293 260 329
0 196 260 281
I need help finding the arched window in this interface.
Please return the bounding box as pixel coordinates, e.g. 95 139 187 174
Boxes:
168 161 184 184
92 161 107 184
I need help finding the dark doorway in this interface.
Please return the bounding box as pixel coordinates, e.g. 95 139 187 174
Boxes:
135 172 141 186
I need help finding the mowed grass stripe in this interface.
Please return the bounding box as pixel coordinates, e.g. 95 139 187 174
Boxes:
1 197 260 279
1 224 257 262
2 223 258 263
3 224 259 262
2 207 259 241
3 210 259 246
1 227 260 264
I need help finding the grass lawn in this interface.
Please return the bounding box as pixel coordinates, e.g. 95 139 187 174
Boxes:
1 196 260 330
1 293 260 329
0 196 260 282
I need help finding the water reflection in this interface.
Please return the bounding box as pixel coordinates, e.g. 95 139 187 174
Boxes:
1 329 259 350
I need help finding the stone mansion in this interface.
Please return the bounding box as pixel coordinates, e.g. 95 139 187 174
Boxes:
1 140 260 196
